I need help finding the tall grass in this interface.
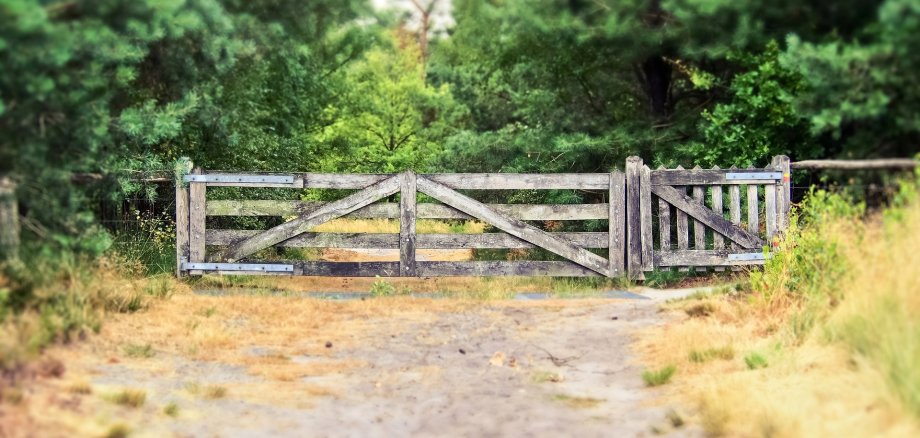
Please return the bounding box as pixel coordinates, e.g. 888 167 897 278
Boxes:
638 175 920 436
0 241 183 370
825 181 920 417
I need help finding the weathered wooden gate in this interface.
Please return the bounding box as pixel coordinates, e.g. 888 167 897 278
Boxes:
175 156 789 279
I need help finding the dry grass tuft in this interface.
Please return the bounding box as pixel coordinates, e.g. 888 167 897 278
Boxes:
67 381 92 395
551 393 604 409
105 389 146 408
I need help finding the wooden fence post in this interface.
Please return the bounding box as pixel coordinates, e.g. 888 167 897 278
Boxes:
625 157 643 280
0 176 19 262
399 170 417 277
772 155 791 235
609 171 626 277
175 167 191 278
188 167 206 275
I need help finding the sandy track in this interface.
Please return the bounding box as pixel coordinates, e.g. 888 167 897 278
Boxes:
8 292 701 437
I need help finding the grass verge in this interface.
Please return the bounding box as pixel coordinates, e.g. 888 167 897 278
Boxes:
637 180 920 436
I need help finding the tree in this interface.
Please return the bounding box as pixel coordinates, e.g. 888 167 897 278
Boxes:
313 29 466 173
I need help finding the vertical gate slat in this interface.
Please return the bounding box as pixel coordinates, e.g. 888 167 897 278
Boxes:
625 157 643 279
656 166 670 253
692 166 705 272
640 164 654 272
747 184 759 235
658 198 671 250
772 155 791 233
711 166 724 271
175 179 190 278
728 168 742 271
609 172 626 277
188 167 206 275
399 171 417 277
765 183 777 241
675 166 689 272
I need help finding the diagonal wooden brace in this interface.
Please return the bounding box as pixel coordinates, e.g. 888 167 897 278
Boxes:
222 174 401 262
652 185 765 249
416 176 610 277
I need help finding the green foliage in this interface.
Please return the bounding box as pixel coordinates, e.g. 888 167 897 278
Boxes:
780 0 920 158
744 352 769 370
313 30 467 173
750 189 863 308
642 365 677 387
680 42 816 167
368 277 411 297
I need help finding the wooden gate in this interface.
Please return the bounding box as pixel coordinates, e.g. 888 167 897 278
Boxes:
175 156 789 279
176 170 627 277
624 156 790 279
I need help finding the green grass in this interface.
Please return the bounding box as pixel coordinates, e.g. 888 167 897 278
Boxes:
143 274 175 299
744 352 769 370
688 346 735 363
642 365 677 387
122 343 155 358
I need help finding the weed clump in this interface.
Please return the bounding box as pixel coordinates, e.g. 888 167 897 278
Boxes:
163 402 179 417
744 352 768 370
642 365 676 387
123 343 155 358
688 346 735 363
106 389 146 408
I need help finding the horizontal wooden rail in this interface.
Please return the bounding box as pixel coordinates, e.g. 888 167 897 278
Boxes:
654 250 768 267
791 159 917 170
206 200 609 220
206 230 609 249
424 173 609 190
651 169 781 185
189 172 611 189
415 261 599 277
225 261 599 277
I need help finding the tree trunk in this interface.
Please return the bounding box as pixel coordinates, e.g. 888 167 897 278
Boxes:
643 55 672 117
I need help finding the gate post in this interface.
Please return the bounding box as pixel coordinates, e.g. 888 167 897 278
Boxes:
399 170 417 277
608 172 626 277
187 167 206 275
175 164 191 278
0 176 19 262
771 155 791 235
625 157 644 280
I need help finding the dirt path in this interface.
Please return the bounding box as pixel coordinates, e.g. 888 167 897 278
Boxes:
9 291 702 437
